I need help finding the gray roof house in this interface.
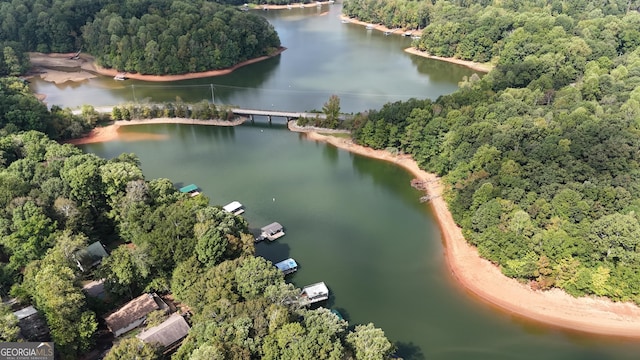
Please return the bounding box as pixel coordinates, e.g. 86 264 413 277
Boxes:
74 241 109 272
137 314 190 353
13 306 50 342
104 293 169 337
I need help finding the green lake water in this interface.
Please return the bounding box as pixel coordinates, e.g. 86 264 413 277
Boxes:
29 3 640 359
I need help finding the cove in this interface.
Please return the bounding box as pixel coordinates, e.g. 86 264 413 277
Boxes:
33 3 640 360
80 123 640 360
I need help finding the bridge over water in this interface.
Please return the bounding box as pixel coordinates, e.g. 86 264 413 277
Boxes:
76 105 351 124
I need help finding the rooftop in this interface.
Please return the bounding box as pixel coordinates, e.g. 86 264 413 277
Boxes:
261 222 283 234
275 258 298 272
137 314 190 349
302 282 329 298
104 293 167 334
179 184 198 193
223 201 243 213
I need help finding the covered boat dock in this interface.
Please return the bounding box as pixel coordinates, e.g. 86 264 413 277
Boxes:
275 258 298 275
223 201 245 215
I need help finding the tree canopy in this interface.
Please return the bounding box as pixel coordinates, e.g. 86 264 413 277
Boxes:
350 0 640 304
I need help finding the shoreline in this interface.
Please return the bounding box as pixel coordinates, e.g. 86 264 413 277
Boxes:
289 122 640 340
256 1 334 10
28 47 286 84
339 14 422 37
404 47 493 73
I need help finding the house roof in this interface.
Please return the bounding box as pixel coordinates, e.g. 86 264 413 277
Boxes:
74 242 108 271
13 306 49 341
275 258 298 272
104 293 163 333
137 314 190 348
302 282 329 298
179 184 198 193
261 222 283 234
223 201 243 213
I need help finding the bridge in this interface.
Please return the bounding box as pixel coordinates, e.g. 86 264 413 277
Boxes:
75 105 351 124
230 108 350 124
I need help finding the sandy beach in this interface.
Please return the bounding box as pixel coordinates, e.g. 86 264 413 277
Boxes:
256 1 335 10
404 47 493 73
289 122 640 339
340 15 422 37
28 47 286 84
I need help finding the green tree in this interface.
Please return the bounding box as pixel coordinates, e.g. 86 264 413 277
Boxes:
322 94 341 129
0 303 20 342
104 338 159 360
346 323 394 360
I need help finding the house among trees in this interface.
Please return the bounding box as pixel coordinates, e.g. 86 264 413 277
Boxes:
104 293 169 337
137 314 190 354
73 241 109 272
12 306 50 342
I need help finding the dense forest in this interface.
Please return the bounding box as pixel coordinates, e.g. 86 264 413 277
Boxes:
0 0 281 75
0 84 394 359
351 1 640 302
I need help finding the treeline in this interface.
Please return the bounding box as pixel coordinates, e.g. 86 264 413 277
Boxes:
349 1 640 303
82 0 281 75
0 0 281 75
109 100 235 121
342 0 640 41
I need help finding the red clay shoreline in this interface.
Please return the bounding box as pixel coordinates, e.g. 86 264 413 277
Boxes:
287 123 640 341
85 47 287 82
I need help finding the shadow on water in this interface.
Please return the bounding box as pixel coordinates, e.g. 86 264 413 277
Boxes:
350 152 425 207
255 238 291 263
240 118 289 129
395 341 426 360
407 54 477 84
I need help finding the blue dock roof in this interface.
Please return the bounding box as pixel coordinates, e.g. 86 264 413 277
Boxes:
179 184 198 193
275 258 298 272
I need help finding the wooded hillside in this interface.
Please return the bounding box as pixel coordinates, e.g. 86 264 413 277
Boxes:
350 1 640 303
0 0 281 75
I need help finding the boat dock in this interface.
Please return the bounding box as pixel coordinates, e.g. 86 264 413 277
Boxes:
223 201 245 215
299 282 329 306
178 184 200 197
275 258 298 275
255 222 285 242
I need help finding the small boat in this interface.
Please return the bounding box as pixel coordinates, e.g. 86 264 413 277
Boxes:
384 31 391 36
366 24 375 30
316 1 321 7
341 19 350 24
287 4 292 9
330 309 344 320
275 258 298 275
113 73 127 81
300 4 305 8
411 35 421 40
328 0 335 3
403 31 412 37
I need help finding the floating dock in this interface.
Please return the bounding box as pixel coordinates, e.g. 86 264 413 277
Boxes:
223 201 245 215
275 258 298 275
255 222 285 242
179 184 200 197
299 282 329 305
